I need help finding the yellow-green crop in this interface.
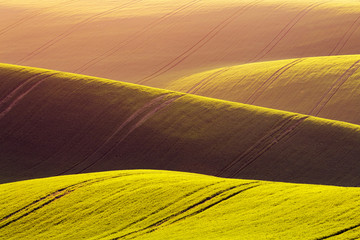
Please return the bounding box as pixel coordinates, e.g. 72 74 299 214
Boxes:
166 55 360 125
1 63 360 186
1 170 360 239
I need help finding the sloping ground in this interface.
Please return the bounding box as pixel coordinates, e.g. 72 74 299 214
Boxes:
2 0 360 84
1 64 360 186
1 170 360 239
166 55 360 125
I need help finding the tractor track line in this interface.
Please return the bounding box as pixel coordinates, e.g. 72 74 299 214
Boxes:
309 59 360 116
137 0 261 85
131 185 261 239
57 93 171 175
315 223 360 240
0 175 126 229
216 116 294 177
0 0 74 36
0 73 57 121
187 68 230 94
246 58 303 104
170 185 259 224
330 15 360 55
111 182 258 240
0 72 44 107
75 0 202 73
101 181 223 240
78 94 184 173
16 0 142 64
22 84 127 172
251 2 325 62
230 116 308 178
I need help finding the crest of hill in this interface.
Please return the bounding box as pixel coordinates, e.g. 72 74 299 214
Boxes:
166 55 360 125
1 170 360 239
0 64 360 186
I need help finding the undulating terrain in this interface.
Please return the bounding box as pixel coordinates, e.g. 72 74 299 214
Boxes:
1 64 360 187
1 0 360 239
166 55 360 125
1 170 360 240
1 0 360 84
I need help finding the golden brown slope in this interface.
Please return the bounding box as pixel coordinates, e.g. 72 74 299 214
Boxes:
2 0 360 84
0 64 360 186
166 55 360 125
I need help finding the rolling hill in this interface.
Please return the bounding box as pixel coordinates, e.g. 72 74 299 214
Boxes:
2 0 360 84
1 169 360 239
165 55 360 125
1 64 360 186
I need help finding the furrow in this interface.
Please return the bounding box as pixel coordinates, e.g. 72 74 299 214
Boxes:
309 59 360 116
26 85 128 172
75 0 202 73
230 116 308 177
315 223 360 240
245 58 303 105
0 174 132 229
170 185 259 224
0 73 57 121
216 116 294 177
330 15 360 55
0 0 74 36
0 190 73 229
100 181 223 240
187 68 230 94
58 93 171 175
137 0 261 85
16 0 142 64
78 94 184 173
251 2 325 62
111 182 257 240
0 72 43 107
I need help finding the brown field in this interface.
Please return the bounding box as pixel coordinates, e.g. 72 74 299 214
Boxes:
2 0 360 86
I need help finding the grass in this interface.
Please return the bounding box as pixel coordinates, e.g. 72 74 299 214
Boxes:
1 63 360 186
1 169 360 239
166 55 360 125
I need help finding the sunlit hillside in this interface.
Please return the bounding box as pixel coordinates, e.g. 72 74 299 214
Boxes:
1 0 360 84
1 170 360 240
166 55 360 125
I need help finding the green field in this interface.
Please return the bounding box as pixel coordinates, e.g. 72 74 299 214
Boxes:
166 55 360 125
1 64 360 186
2 0 360 239
1 170 360 240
